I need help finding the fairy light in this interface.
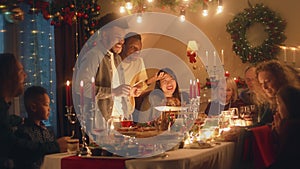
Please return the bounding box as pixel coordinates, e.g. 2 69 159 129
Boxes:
147 0 154 3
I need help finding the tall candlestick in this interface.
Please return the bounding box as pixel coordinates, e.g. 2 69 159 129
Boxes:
91 77 95 103
66 80 71 107
80 80 84 109
189 79 193 99
221 49 224 65
196 79 201 97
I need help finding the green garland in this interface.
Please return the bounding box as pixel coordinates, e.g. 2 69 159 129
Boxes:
226 4 287 64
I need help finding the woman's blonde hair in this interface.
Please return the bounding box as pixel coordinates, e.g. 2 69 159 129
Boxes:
226 77 238 102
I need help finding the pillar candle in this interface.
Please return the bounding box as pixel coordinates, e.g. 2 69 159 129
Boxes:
193 80 196 98
66 80 71 107
196 79 201 97
283 47 287 62
213 51 216 67
189 79 193 98
292 48 296 63
91 77 95 103
221 49 224 65
80 80 84 108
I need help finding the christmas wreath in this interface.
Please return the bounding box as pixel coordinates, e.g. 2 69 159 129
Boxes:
226 3 286 64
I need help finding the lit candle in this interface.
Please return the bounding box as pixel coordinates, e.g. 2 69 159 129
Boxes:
205 50 208 65
292 47 296 63
193 80 196 98
80 80 84 108
213 51 216 67
221 49 224 65
283 46 287 62
91 77 95 103
66 80 71 107
189 79 193 99
196 79 201 97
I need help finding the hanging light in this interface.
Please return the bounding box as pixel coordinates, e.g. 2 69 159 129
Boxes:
119 6 126 13
216 0 223 14
125 1 133 10
137 13 142 23
179 9 185 22
202 3 208 16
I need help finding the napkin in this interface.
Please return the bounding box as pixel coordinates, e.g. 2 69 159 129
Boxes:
250 125 275 169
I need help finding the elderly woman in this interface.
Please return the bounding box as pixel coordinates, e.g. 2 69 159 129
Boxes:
204 77 245 116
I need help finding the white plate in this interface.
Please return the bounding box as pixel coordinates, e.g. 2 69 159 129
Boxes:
154 106 188 112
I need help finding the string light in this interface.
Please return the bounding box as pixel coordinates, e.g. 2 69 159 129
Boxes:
115 0 224 17
125 1 133 10
179 9 186 22
119 6 126 13
202 3 208 16
216 0 223 14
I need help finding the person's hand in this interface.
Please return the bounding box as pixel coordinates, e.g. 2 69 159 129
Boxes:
130 86 142 97
112 84 131 97
56 136 70 153
147 72 165 85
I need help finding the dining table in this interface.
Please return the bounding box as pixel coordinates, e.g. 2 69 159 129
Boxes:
41 141 235 169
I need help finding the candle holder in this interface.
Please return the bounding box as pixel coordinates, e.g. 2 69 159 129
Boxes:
77 105 91 156
65 106 77 137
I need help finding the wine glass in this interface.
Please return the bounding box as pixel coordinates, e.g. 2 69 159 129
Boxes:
121 114 134 128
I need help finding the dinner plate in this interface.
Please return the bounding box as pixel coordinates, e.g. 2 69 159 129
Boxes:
154 106 188 112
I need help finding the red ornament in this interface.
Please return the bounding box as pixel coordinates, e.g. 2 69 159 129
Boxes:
96 5 101 11
50 20 55 25
84 14 89 19
76 12 82 18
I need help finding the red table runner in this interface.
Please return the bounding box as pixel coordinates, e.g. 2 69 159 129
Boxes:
61 156 127 169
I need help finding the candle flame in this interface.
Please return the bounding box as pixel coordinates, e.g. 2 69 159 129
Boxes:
91 77 95 83
80 80 84 87
66 80 70 86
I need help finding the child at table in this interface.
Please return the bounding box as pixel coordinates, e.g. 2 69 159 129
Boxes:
14 86 63 169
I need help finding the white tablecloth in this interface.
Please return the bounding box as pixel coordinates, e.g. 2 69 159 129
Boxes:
42 142 235 169
125 142 235 169
41 152 72 169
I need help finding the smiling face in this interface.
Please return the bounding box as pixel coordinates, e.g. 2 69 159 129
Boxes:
31 94 51 121
159 74 177 97
258 70 281 98
218 86 233 104
102 26 125 54
122 37 142 61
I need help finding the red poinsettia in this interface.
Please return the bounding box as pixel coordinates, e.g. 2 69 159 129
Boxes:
63 7 75 26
